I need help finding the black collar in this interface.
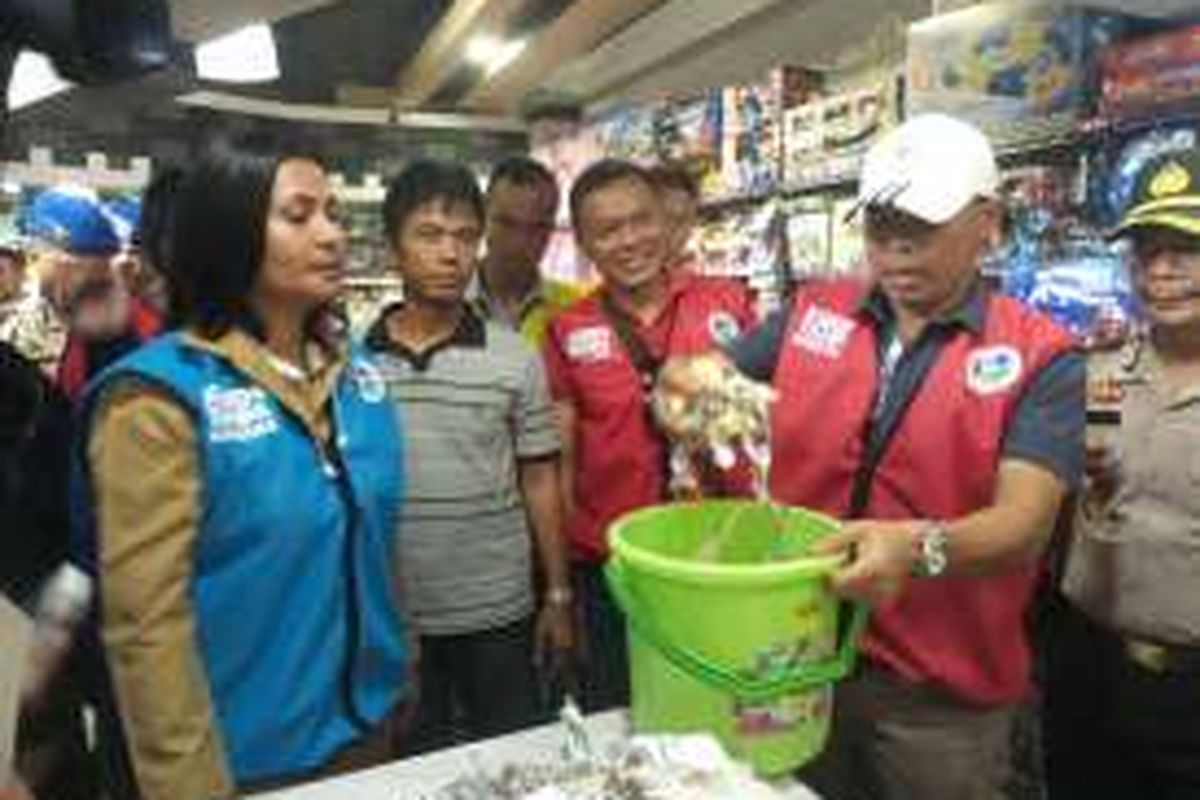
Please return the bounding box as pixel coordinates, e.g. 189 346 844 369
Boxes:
858 280 988 335
365 302 486 372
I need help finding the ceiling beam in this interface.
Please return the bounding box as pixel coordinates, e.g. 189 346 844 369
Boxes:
538 0 795 104
392 0 527 109
461 0 671 114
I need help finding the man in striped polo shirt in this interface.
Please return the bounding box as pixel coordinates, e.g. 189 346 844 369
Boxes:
366 160 574 753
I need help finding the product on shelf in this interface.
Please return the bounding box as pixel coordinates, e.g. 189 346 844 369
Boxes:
695 202 781 285
1093 125 1197 227
828 198 866 277
782 86 889 191
906 1 1136 145
531 123 605 288
720 83 780 199
1101 24 1200 118
783 199 833 279
994 165 1136 348
593 103 660 166
342 277 403 336
654 91 724 198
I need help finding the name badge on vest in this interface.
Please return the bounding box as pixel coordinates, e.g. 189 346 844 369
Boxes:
792 305 856 358
565 325 613 363
204 386 280 443
965 345 1023 396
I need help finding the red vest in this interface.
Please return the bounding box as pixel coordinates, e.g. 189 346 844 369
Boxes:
546 275 754 560
771 279 1074 704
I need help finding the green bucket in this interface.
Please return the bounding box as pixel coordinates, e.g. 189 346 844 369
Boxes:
605 499 867 776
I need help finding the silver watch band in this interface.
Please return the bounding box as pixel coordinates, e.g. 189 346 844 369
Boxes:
913 520 950 578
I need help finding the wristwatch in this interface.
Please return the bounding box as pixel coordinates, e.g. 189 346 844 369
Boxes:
912 520 950 578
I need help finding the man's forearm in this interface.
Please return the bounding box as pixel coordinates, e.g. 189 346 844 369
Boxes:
519 457 571 593
939 460 1067 576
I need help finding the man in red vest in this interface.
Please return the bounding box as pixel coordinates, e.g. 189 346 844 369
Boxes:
663 114 1084 800
543 159 754 712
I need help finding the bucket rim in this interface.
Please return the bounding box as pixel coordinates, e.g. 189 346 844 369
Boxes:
606 500 843 586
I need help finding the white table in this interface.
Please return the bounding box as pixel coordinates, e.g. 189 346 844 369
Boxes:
249 710 821 799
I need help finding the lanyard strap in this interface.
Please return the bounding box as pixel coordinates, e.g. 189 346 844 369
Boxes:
599 292 674 497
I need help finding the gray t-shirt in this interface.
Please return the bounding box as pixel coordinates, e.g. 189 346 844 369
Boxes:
366 306 559 635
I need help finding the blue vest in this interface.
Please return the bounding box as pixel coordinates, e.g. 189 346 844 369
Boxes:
78 333 408 783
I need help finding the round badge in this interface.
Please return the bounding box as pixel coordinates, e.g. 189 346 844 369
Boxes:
707 311 741 346
965 346 1023 396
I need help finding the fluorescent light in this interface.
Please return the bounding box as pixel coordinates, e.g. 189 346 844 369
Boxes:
464 35 526 76
195 24 280 83
7 51 73 111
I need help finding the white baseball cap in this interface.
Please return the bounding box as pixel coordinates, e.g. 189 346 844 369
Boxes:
854 113 999 225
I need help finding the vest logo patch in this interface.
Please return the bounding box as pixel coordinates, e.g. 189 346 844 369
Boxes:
565 325 612 363
792 305 856 358
349 360 386 403
965 346 1023 395
204 386 280 443
707 311 742 346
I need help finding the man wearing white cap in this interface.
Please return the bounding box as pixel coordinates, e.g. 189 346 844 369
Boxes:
662 113 1084 800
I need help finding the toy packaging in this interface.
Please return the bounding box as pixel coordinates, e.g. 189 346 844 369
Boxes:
654 91 725 199
592 103 659 166
993 165 1137 347
782 85 890 190
1101 24 1200 118
784 199 833 279
721 83 780 198
828 198 867 277
906 1 1136 145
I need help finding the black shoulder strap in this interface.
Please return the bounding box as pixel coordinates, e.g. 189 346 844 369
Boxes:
599 291 661 394
598 292 673 497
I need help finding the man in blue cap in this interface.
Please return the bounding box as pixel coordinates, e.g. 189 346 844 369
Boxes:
21 186 161 400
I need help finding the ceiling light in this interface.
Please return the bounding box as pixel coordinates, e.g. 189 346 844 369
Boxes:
7 51 73 111
195 23 280 83
464 35 526 76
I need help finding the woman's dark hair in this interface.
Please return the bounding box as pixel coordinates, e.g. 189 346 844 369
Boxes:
381 159 484 245
568 158 656 234
167 135 327 336
136 163 185 277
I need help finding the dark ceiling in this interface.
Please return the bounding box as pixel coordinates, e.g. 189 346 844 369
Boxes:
1 0 596 162
267 0 451 104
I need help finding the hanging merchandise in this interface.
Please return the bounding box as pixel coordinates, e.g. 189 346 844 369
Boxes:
906 1 1139 146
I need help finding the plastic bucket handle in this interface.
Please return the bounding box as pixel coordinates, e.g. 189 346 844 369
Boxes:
605 559 868 703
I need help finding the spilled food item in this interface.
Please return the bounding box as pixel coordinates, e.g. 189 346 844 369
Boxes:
653 356 776 498
416 732 785 800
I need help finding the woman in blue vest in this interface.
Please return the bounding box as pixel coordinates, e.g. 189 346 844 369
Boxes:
77 138 411 799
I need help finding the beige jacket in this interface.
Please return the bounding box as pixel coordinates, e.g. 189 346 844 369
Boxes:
89 328 343 800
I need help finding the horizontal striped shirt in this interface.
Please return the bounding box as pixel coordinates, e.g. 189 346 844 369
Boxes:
366 305 559 635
